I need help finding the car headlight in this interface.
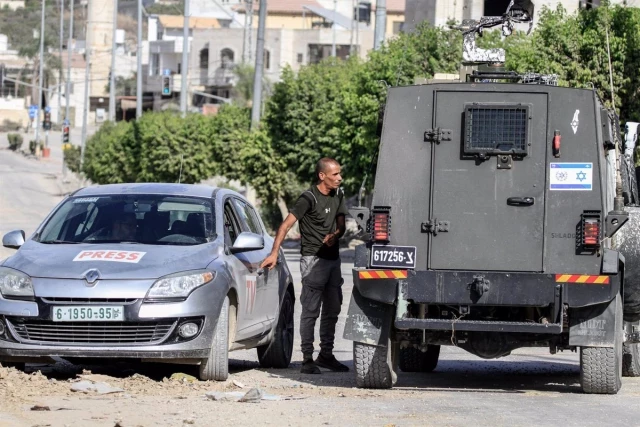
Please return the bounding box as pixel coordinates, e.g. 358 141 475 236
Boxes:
146 271 215 299
0 267 34 299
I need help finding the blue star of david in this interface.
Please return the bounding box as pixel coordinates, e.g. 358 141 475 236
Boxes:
576 171 587 182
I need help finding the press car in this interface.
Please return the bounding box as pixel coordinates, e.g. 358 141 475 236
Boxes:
0 184 295 381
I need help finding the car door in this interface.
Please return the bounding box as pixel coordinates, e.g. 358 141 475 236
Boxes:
232 198 278 328
222 199 263 341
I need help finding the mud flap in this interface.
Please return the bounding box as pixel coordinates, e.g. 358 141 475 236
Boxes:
343 285 394 346
570 295 623 347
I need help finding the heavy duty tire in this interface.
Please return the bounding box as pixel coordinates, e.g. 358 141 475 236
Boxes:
354 340 398 389
199 296 230 381
623 321 640 377
580 299 623 394
399 345 440 373
257 291 295 369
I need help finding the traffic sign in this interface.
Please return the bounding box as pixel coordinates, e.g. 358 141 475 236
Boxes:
28 105 38 119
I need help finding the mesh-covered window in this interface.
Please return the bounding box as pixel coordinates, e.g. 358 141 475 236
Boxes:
464 105 529 156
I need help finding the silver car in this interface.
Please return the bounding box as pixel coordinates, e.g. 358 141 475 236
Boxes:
0 183 295 380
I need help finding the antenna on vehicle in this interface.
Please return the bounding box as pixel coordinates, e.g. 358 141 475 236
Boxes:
178 154 184 184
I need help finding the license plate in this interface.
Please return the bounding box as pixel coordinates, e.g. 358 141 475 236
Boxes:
370 245 417 269
52 306 125 322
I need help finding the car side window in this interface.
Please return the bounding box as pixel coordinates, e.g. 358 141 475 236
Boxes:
233 199 263 235
223 201 241 246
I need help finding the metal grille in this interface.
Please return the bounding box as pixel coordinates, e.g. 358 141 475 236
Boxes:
8 319 176 345
464 106 528 155
41 297 138 305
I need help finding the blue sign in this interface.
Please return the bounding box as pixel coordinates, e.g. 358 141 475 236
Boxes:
28 105 38 119
44 106 51 113
163 69 171 76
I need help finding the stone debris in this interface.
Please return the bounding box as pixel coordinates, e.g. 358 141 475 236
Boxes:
70 380 124 395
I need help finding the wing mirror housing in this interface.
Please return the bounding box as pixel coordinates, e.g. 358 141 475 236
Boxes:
230 232 265 254
2 230 25 249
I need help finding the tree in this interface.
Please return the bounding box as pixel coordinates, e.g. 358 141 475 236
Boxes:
82 120 138 184
264 22 463 197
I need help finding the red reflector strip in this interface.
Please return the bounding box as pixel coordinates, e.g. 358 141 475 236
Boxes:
555 274 610 284
359 270 408 280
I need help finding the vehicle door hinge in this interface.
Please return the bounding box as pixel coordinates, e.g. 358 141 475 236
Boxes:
421 219 450 235
424 128 452 144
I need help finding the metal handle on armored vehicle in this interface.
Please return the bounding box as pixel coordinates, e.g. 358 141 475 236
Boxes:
506 197 534 206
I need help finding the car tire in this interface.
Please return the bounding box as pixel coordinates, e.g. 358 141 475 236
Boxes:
257 290 294 369
399 345 440 373
623 321 640 377
1 362 25 371
580 298 623 394
354 339 398 389
199 296 230 381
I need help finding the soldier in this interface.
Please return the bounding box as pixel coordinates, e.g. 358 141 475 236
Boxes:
261 158 350 374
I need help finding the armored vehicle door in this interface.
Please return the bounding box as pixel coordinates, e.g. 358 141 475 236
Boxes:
429 91 548 272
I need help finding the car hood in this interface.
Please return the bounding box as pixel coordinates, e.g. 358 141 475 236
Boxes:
2 241 222 280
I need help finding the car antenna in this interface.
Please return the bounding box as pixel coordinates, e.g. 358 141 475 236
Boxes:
178 154 184 184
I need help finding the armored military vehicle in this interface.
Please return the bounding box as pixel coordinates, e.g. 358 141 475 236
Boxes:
344 0 640 394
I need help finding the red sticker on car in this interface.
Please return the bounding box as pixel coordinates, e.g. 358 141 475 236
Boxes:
72 250 146 263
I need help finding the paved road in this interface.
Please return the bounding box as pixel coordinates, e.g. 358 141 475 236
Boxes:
1 141 639 426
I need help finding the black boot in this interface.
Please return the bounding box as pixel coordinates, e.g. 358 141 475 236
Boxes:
315 352 349 372
300 355 321 374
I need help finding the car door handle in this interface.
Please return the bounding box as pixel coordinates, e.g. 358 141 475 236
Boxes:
507 197 534 206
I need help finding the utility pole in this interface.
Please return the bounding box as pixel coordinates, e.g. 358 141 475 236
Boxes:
350 0 355 56
109 0 118 122
373 0 386 50
65 0 74 124
242 0 252 62
355 2 359 58
331 0 337 57
81 0 91 167
136 0 143 118
250 0 266 129
35 0 46 144
247 0 254 62
58 0 64 124
180 0 190 116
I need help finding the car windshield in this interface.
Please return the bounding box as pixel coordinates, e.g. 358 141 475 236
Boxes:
37 195 215 246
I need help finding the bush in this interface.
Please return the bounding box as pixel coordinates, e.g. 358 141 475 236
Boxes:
7 133 23 151
63 145 82 173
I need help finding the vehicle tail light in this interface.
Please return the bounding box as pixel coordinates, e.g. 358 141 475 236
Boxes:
371 207 391 243
552 130 561 157
582 211 601 249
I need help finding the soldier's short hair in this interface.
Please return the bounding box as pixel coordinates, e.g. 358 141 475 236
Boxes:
315 158 340 182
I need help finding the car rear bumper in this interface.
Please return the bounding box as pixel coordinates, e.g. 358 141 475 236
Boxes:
353 268 621 308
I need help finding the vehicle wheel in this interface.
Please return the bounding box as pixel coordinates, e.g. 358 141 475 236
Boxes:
257 290 294 369
199 296 230 381
580 299 623 394
1 362 25 371
354 339 398 389
399 345 440 373
623 321 640 377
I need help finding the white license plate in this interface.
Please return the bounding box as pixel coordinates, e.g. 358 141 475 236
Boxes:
52 306 125 322
371 245 417 269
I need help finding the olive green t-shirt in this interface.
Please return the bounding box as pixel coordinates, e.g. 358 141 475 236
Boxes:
290 186 348 260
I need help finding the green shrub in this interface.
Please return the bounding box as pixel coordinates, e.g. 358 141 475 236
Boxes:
63 145 82 173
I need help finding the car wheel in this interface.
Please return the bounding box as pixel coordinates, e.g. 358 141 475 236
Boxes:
580 297 623 394
354 339 398 389
199 296 230 381
399 345 440 373
257 290 294 369
623 321 640 377
1 362 25 371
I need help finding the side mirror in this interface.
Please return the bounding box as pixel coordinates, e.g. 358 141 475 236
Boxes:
230 232 264 254
2 230 25 249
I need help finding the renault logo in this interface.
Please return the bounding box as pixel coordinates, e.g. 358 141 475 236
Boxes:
84 269 100 285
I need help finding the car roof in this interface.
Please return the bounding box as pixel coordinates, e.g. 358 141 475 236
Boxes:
71 183 219 198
